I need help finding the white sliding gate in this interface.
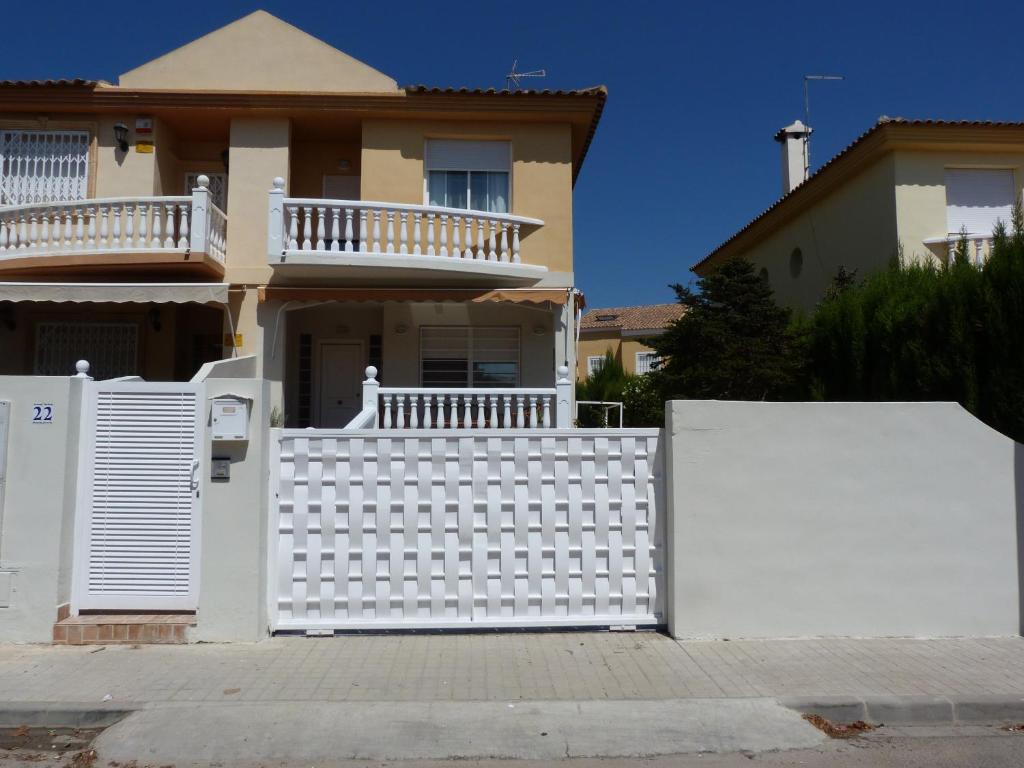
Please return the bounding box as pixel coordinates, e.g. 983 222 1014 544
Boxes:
269 428 665 630
73 380 204 612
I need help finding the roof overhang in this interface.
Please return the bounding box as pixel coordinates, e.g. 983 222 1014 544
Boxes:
0 282 228 304
258 286 572 306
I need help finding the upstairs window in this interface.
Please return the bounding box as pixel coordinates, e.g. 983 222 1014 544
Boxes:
0 130 89 205
635 351 660 375
425 139 510 214
587 355 605 376
420 326 519 388
945 169 1015 236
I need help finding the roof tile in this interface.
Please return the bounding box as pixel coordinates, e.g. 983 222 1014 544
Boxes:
580 303 685 331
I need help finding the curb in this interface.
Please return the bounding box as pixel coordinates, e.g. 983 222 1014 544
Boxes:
780 694 1024 726
0 702 136 728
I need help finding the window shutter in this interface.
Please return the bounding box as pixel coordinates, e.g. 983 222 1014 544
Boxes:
424 140 511 171
945 169 1016 236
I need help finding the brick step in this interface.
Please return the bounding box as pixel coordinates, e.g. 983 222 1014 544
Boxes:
53 613 195 645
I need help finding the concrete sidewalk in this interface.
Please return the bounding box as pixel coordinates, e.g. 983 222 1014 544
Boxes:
2 633 1023 704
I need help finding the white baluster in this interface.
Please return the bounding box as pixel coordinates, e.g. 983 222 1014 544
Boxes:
488 220 497 261
0 218 8 252
436 395 446 428
124 205 135 248
452 215 461 259
372 210 382 252
344 208 354 252
476 394 485 427
61 209 71 248
461 394 471 428
500 223 509 261
27 212 38 251
359 210 368 252
176 204 188 248
137 203 148 248
385 210 396 254
109 205 121 248
149 203 160 247
74 208 84 249
163 204 175 248
16 214 26 249
423 394 433 428
512 223 521 263
412 212 421 255
301 206 312 250
975 237 984 266
489 395 498 428
515 395 525 428
396 394 406 428
329 207 340 252
439 214 448 257
39 211 50 250
287 205 299 249
382 395 393 429
409 394 419 428
529 396 539 428
477 217 485 259
426 213 436 256
502 396 512 428
315 206 326 250
399 211 408 254
542 396 552 428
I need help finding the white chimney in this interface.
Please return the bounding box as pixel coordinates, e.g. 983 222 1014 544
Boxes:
774 120 812 195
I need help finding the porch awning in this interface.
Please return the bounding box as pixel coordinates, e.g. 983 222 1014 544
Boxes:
257 286 575 306
0 282 229 304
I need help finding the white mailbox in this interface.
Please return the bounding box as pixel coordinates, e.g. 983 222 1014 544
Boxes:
211 397 249 441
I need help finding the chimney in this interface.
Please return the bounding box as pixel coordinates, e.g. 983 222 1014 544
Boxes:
774 120 812 195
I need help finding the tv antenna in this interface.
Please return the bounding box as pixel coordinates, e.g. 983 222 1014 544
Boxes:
803 74 844 176
506 59 547 90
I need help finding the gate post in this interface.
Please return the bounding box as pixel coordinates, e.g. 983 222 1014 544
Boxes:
555 366 571 428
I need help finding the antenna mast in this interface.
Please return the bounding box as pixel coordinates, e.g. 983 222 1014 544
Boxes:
506 59 547 90
802 74 844 177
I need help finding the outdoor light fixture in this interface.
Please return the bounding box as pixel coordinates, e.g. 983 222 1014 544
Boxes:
394 324 408 335
113 123 129 152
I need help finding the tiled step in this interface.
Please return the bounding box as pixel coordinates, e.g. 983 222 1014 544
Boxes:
53 614 195 645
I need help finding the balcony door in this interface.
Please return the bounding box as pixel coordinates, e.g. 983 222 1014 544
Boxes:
0 130 89 205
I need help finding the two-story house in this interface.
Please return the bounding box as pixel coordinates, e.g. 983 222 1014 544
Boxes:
0 10 603 425
576 303 684 381
695 118 1024 310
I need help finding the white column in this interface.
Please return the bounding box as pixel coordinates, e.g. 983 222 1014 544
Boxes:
362 366 380 427
191 175 212 255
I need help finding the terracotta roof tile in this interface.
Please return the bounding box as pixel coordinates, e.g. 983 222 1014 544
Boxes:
0 78 101 87
580 303 685 331
694 118 1024 272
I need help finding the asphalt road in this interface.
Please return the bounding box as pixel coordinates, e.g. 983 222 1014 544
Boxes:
2 726 1023 768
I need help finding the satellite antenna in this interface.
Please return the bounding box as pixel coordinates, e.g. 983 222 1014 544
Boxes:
803 74 844 177
506 59 547 90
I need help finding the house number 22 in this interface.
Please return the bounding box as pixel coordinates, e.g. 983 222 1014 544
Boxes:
31 403 54 424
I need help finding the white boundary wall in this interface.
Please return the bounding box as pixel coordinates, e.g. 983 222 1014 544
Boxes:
665 401 1022 639
269 428 665 630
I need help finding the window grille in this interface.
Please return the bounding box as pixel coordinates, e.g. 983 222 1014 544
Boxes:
0 130 89 205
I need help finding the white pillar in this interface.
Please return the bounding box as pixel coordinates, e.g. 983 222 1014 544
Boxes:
555 365 571 428
362 366 380 426
189 175 211 255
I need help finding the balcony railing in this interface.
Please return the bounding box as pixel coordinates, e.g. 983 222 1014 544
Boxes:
0 176 227 265
923 234 993 267
267 178 545 275
344 366 573 430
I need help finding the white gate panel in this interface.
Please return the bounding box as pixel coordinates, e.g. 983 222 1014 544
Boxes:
74 381 204 611
270 429 664 630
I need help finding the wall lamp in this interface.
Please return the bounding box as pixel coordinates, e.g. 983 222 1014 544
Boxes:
113 123 129 152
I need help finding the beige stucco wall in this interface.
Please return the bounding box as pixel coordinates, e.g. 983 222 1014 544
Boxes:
361 119 574 281
895 149 1024 266
729 155 898 311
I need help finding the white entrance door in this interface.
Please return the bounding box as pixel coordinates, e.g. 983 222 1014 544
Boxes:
318 342 363 427
73 381 204 611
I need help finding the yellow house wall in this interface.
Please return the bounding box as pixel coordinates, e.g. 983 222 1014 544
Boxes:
360 119 574 280
730 155 898 312
577 333 621 380
894 149 1024 266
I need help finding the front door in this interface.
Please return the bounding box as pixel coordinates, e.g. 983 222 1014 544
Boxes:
318 342 363 427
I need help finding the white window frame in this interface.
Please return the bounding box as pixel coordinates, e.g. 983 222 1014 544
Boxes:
0 129 90 205
587 355 605 376
423 139 512 213
419 325 521 388
635 351 660 375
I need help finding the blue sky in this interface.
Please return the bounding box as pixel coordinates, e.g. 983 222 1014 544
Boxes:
7 1 1023 308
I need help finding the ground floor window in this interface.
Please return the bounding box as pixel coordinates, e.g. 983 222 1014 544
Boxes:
587 355 605 376
420 326 519 387
635 351 659 374
34 321 139 378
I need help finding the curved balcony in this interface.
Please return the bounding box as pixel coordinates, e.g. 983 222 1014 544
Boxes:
266 178 547 285
0 179 226 277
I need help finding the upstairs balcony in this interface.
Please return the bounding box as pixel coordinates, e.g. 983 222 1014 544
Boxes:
923 233 994 267
266 178 547 285
0 176 227 277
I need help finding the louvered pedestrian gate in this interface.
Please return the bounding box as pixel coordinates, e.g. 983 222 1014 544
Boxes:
73 381 204 612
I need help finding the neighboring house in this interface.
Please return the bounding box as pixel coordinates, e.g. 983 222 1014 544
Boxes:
0 10 603 424
577 303 684 380
694 118 1024 310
